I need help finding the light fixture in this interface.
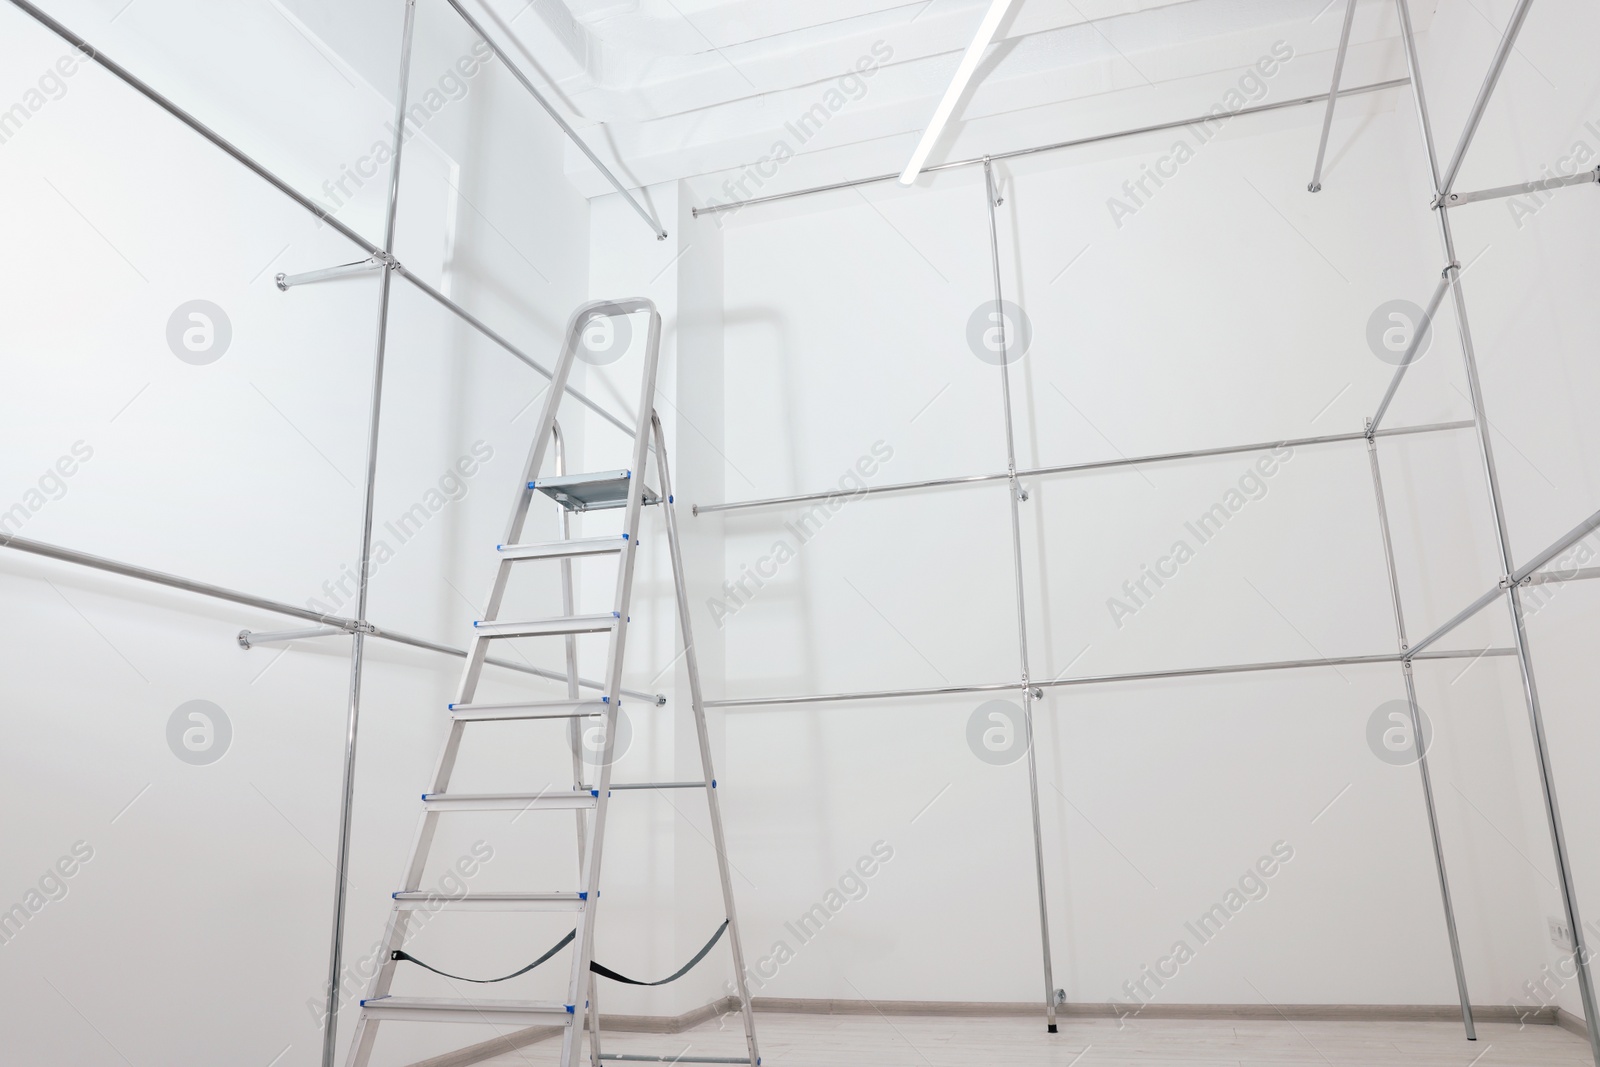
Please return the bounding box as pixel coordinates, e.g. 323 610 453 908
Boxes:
899 0 1020 185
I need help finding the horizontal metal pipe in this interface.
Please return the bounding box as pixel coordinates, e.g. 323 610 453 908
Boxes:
439 0 666 240
1024 419 1471 479
389 264 637 439
695 470 1005 515
1528 565 1600 586
238 626 345 647
1411 506 1600 657
0 533 665 703
1414 508 1600 659
706 647 1514 708
0 532 350 627
276 256 385 291
695 420 1474 515
1440 167 1600 208
1369 270 1455 435
707 680 1017 708
1513 506 1600 584
5 0 380 249
4 0 635 439
693 78 1410 218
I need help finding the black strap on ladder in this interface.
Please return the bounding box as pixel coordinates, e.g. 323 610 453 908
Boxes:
391 920 728 987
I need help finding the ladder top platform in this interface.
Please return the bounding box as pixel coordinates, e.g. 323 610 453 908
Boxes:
533 470 661 512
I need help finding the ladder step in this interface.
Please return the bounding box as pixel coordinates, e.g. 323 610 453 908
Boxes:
449 699 603 722
359 996 574 1026
474 613 620 638
532 470 662 513
607 781 709 791
392 890 587 912
423 790 600 812
600 1057 754 1064
497 534 631 561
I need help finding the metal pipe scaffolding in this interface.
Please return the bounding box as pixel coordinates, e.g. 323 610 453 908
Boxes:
1391 2 1600 1059
321 6 420 1056
705 647 1515 710
3 0 640 441
1307 0 1359 193
982 156 1059 1033
692 79 1410 218
0 532 661 702
695 420 1473 516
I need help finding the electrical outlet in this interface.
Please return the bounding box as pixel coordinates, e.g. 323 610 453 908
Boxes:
1550 916 1574 950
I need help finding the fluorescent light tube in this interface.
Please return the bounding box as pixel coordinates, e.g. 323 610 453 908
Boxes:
899 0 1020 185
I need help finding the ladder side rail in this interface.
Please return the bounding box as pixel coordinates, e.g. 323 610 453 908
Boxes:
563 304 664 1067
556 421 605 1067
346 306 599 1067
649 413 761 1067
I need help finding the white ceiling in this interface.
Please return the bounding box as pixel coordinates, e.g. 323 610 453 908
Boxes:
277 0 1419 200
464 0 1428 197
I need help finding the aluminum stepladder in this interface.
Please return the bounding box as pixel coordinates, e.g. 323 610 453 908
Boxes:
344 298 761 1067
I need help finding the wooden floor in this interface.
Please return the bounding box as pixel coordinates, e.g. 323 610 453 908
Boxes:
478 1013 1591 1066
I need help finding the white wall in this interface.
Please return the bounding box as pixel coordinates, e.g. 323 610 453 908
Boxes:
0 1 595 1064
592 0 1600 1019
6 1 1600 1065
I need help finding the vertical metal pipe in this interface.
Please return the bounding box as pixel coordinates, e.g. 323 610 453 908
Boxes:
1308 0 1358 193
982 159 1059 1032
1393 3 1599 1058
651 415 762 1067
1392 0 1442 191
1437 206 1600 1059
1438 0 1535 196
1365 428 1475 1038
322 5 418 1065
